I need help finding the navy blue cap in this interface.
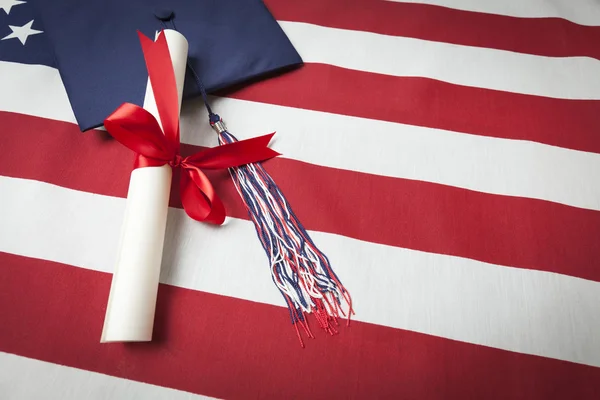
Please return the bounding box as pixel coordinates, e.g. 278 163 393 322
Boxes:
30 0 303 131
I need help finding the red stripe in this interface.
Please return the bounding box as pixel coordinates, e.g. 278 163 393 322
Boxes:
266 0 600 59
2 112 599 282
0 252 598 399
222 63 600 154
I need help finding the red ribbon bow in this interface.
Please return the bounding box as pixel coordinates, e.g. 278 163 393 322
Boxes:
104 31 279 225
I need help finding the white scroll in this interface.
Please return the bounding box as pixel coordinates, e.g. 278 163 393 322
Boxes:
101 30 189 342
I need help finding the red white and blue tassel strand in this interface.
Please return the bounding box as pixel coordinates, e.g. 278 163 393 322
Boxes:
210 114 354 346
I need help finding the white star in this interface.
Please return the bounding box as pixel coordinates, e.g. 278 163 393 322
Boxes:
0 0 26 15
1 19 42 45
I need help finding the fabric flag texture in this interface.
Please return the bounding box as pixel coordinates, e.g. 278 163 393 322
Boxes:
1 0 600 399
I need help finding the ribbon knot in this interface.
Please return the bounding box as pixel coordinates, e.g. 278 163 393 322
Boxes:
170 154 183 168
104 31 279 225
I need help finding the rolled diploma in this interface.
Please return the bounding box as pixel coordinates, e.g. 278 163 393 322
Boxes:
101 30 189 342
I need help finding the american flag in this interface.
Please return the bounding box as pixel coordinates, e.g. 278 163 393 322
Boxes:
1 0 600 398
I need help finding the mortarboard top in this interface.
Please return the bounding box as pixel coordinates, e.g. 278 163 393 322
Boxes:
31 0 302 131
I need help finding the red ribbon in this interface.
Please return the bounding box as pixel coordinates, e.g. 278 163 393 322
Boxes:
104 31 279 225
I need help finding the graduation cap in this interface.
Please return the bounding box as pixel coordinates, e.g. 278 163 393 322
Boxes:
31 0 303 131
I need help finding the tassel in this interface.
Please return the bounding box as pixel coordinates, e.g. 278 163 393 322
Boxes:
155 13 354 344
210 114 354 346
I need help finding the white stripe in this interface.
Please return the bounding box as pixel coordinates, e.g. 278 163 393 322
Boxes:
3 61 600 212
184 96 600 212
280 21 600 100
389 0 600 26
0 63 76 124
0 352 213 400
1 176 599 367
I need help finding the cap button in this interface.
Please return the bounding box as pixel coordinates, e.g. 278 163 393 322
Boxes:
154 9 174 21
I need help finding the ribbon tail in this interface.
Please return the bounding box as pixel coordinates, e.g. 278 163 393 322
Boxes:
138 31 181 146
203 194 227 225
185 133 280 170
180 168 226 225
